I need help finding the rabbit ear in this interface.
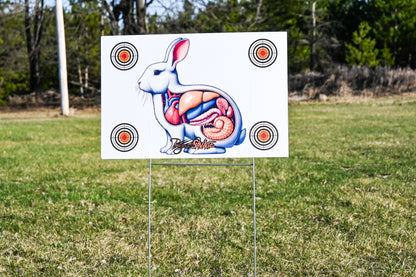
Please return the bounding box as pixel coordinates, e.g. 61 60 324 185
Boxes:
166 38 190 70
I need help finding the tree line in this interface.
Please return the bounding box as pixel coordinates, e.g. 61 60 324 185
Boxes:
1 0 416 104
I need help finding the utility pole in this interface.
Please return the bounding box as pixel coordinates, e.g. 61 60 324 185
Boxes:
56 0 69 115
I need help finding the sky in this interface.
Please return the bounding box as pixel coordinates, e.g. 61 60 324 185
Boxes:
43 0 178 16
44 0 70 8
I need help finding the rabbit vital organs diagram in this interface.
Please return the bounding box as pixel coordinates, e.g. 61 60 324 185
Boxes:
138 38 246 155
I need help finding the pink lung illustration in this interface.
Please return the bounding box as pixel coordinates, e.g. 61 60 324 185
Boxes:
138 38 246 155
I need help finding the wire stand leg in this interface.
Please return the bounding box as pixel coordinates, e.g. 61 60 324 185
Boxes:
252 157 257 277
148 159 152 277
146 159 255 275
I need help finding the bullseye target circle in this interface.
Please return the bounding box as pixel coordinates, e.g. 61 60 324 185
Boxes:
110 123 139 152
248 39 278 68
118 50 131 63
249 121 279 150
110 42 139 71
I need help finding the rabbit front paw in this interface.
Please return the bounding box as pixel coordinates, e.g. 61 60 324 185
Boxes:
160 145 171 153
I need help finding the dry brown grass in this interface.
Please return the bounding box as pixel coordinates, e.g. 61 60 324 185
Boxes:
289 91 416 105
0 107 100 120
290 66 416 98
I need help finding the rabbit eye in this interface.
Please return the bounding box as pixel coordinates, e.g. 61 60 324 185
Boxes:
154 70 161 76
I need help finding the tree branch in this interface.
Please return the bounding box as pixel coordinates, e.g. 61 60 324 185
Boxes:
248 0 263 31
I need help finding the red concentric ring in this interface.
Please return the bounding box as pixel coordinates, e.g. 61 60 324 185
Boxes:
249 121 279 150
110 123 139 152
110 42 139 71
248 39 278 68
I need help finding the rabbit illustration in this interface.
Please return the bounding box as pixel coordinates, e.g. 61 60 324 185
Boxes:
138 37 246 154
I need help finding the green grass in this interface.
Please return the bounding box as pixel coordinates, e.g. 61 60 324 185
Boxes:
0 96 415 276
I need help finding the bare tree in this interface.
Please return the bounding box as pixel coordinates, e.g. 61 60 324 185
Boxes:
24 0 45 93
300 1 340 71
248 0 264 30
102 0 153 35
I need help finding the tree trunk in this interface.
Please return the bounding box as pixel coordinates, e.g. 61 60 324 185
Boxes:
310 1 317 71
24 0 44 93
77 60 84 98
248 0 263 30
102 0 120 35
84 66 89 96
120 0 135 34
136 0 150 34
102 0 152 35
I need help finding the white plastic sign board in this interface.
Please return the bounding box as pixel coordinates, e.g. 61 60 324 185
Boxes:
101 32 288 159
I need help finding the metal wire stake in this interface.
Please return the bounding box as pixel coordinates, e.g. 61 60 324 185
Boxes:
147 158 256 276
148 158 152 277
252 157 257 277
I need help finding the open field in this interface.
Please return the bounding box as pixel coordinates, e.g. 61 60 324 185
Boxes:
0 96 415 276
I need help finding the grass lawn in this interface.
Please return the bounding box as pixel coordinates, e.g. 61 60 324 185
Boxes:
0 96 415 276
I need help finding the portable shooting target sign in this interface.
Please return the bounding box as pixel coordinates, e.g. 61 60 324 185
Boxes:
101 32 288 159
101 32 288 276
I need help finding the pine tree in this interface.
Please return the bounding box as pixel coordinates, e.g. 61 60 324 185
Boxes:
345 22 380 66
